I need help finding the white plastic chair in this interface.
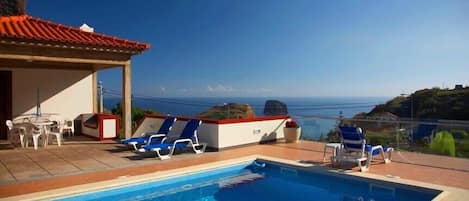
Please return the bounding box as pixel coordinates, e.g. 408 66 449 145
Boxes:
6 120 26 148
48 121 63 146
29 126 43 150
63 119 74 137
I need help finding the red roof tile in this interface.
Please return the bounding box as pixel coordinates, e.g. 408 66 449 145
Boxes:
0 15 150 52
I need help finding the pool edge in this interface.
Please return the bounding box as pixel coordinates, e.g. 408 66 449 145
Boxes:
1 154 467 201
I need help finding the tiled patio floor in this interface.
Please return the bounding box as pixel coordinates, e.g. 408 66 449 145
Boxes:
0 136 468 198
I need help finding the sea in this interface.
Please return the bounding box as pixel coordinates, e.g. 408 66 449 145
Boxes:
104 97 389 140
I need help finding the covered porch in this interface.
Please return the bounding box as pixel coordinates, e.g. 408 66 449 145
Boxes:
0 15 150 142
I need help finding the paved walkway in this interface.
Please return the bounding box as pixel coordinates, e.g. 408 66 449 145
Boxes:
0 137 468 198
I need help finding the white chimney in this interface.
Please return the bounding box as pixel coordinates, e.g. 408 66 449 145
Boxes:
79 23 94 33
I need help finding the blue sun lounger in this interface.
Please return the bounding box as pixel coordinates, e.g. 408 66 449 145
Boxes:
122 116 177 151
138 119 206 160
338 126 393 172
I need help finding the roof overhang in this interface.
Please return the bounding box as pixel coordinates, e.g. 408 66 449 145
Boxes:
0 15 150 70
0 38 147 55
0 15 151 54
0 43 132 71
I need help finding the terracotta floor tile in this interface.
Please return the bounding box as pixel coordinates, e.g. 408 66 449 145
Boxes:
0 138 468 198
0 162 15 184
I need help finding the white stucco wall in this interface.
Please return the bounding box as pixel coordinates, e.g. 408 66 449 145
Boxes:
0 68 94 121
197 123 219 148
217 119 286 149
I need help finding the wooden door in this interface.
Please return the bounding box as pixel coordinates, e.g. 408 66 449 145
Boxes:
0 71 12 140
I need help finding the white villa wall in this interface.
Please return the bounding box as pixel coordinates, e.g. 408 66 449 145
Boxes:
0 68 94 121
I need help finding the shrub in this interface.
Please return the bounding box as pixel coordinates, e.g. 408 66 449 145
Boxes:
429 131 456 157
451 130 468 140
111 102 158 129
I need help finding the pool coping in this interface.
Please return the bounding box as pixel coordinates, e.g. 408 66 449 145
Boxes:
1 154 467 201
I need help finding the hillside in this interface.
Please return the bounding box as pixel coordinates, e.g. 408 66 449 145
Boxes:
368 87 469 120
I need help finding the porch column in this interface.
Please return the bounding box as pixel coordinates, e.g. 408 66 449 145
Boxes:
92 70 98 113
122 61 132 139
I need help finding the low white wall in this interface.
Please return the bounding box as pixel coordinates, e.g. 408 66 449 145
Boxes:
217 119 287 149
198 124 219 149
133 116 288 150
0 68 93 121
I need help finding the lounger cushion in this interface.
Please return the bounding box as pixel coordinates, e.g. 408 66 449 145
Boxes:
365 145 392 155
122 137 146 144
142 142 189 151
121 117 176 146
122 136 166 145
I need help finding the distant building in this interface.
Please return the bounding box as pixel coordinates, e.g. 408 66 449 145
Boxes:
455 84 463 90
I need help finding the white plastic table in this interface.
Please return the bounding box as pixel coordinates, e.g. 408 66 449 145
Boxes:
323 143 342 162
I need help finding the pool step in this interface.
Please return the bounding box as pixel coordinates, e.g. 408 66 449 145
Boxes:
218 173 264 189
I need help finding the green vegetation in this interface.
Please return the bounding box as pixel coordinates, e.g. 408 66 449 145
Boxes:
366 129 468 158
198 103 255 120
351 86 469 158
111 102 159 137
369 87 469 120
429 131 455 157
326 128 340 143
317 126 468 158
365 130 405 148
447 130 469 158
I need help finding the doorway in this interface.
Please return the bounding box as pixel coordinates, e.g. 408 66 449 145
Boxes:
0 71 12 140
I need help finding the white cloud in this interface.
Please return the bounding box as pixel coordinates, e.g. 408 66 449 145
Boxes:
207 84 234 92
206 84 272 94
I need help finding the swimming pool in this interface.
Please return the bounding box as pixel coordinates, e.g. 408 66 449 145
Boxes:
56 160 441 201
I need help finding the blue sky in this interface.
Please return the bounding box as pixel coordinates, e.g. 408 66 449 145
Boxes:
28 0 468 97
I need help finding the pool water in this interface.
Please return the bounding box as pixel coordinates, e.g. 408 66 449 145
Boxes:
57 161 441 201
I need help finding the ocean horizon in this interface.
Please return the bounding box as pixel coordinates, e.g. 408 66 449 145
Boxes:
104 96 389 140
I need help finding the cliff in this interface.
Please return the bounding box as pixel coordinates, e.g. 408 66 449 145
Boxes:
368 87 469 120
198 103 256 120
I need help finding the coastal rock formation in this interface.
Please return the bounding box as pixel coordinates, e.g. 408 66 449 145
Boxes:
263 100 288 116
199 103 256 120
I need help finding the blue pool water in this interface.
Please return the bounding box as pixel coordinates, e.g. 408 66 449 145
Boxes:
56 161 440 201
